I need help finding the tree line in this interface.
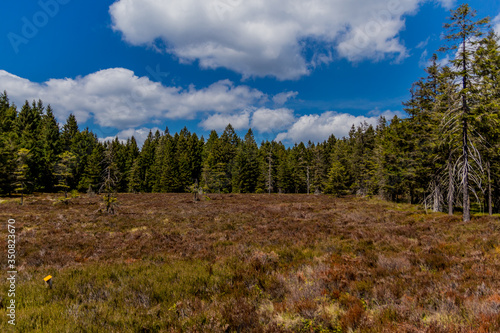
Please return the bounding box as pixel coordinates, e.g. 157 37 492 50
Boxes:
0 5 499 220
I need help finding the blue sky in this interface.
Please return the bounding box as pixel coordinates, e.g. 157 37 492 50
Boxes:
1 0 499 145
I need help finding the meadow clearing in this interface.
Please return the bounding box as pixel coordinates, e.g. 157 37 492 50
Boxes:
1 193 500 332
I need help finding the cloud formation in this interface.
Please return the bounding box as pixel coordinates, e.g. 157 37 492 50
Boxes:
110 0 454 80
200 110 251 131
0 68 266 129
0 68 406 145
100 127 163 146
494 14 500 34
275 110 403 143
251 108 295 133
272 92 298 106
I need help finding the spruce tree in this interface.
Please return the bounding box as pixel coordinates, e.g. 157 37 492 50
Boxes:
79 144 104 193
13 148 30 204
440 4 490 221
473 31 500 214
55 151 76 198
40 105 61 191
233 129 259 193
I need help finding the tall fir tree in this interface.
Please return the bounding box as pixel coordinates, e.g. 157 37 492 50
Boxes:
439 4 490 221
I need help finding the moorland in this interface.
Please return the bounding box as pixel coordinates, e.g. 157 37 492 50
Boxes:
1 193 500 332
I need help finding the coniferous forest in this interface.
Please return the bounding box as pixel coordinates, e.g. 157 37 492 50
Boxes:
4 4 500 332
1 5 499 218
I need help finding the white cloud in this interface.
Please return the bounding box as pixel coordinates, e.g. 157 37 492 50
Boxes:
251 108 295 133
200 110 251 131
416 37 430 49
100 127 163 147
0 68 266 129
275 110 403 143
419 49 429 68
494 14 500 35
110 0 454 80
272 91 298 106
200 107 297 133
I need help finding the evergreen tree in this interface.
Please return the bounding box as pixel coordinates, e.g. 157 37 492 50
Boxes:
124 136 140 192
55 151 76 198
61 114 79 152
233 129 259 193
128 159 142 193
100 142 120 213
13 148 30 204
439 4 490 221
39 105 61 191
16 100 45 191
473 31 500 214
0 92 17 195
152 130 178 192
137 131 158 192
79 144 104 193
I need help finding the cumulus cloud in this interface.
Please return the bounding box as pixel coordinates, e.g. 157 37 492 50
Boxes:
200 110 251 131
494 14 500 34
199 107 297 133
100 127 163 146
110 0 454 80
272 91 298 106
251 108 295 133
275 110 403 143
0 68 266 129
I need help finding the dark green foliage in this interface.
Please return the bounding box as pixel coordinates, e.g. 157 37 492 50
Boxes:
232 129 259 193
0 5 499 219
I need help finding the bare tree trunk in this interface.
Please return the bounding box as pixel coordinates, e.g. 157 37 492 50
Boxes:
461 37 471 223
433 182 441 213
463 119 470 222
488 161 492 216
448 154 454 216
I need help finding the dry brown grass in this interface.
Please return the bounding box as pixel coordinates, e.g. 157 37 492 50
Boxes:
0 193 499 332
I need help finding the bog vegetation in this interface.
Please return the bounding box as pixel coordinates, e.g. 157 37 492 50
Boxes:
1 5 500 222
0 4 500 332
0 193 500 332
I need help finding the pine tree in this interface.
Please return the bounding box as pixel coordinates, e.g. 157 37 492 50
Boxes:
40 105 61 191
128 159 142 193
473 31 500 214
61 114 79 152
324 139 350 196
233 129 259 193
79 144 104 193
16 100 45 191
0 92 17 195
439 4 490 221
324 159 347 196
276 146 293 193
73 129 100 190
258 141 278 194
13 148 30 204
100 143 120 213
137 131 158 192
405 55 447 209
217 124 240 193
153 130 178 192
124 136 140 192
55 151 76 198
